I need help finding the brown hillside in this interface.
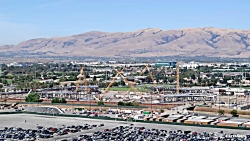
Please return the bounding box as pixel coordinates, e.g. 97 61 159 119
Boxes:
1 27 250 58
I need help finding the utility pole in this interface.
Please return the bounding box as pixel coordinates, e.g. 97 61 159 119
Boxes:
89 94 91 112
0 63 2 77
228 90 230 108
105 68 108 80
176 62 180 94
34 66 37 80
151 92 152 115
218 93 220 113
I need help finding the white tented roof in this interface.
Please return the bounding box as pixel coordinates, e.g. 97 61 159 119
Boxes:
220 121 243 124
185 119 214 123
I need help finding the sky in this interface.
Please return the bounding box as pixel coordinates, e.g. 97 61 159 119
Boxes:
0 0 250 45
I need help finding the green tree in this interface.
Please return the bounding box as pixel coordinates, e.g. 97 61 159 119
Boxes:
2 79 7 84
97 101 104 106
230 109 238 117
120 80 125 86
125 102 133 106
218 110 224 116
118 101 124 106
52 98 60 103
191 74 196 80
25 92 40 102
61 98 67 103
51 98 67 103
93 76 97 81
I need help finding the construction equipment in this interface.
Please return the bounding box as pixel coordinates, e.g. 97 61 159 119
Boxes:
129 65 160 94
75 67 89 93
147 66 160 94
98 68 125 101
115 69 140 94
115 69 147 102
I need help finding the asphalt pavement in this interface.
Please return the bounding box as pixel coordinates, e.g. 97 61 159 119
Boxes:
0 114 250 141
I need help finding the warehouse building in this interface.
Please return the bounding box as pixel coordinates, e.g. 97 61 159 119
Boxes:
155 61 177 67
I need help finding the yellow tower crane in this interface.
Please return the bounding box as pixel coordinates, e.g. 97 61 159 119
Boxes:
145 65 160 95
75 67 89 93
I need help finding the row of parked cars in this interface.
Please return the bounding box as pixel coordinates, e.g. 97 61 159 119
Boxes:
64 125 249 141
0 123 104 141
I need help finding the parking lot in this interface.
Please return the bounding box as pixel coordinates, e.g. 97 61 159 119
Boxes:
0 114 250 140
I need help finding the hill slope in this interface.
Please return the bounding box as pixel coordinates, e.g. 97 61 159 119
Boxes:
1 27 250 58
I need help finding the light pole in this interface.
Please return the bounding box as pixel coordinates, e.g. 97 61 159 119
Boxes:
89 94 91 112
150 92 153 115
218 93 220 115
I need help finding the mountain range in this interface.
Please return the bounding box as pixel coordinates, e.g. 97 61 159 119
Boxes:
1 27 250 58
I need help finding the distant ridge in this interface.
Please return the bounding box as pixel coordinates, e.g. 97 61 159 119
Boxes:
1 27 250 58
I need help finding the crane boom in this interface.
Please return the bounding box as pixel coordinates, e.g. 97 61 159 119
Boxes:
115 69 147 102
98 68 125 101
128 65 161 94
115 69 139 93
103 68 125 94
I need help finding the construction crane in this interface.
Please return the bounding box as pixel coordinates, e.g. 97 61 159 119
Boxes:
146 65 160 95
98 68 125 101
75 67 89 93
115 69 147 102
176 62 180 94
129 65 160 94
115 69 140 94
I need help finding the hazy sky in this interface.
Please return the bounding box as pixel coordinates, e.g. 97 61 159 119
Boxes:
0 0 250 45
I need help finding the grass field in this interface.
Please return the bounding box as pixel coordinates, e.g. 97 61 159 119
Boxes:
109 87 130 91
108 84 176 91
105 84 250 92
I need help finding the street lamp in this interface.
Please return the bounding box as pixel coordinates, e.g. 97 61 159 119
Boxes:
89 94 91 112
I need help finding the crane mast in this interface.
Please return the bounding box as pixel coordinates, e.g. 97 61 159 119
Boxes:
75 67 89 93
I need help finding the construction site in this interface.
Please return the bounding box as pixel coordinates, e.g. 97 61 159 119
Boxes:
1 62 249 110
32 63 216 105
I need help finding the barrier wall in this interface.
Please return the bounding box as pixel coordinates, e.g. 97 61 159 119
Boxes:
1 111 250 131
0 98 181 109
18 102 149 109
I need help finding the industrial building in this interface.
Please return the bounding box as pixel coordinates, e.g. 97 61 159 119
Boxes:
154 61 177 67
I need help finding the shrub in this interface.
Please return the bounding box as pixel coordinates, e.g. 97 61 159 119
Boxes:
160 109 165 113
98 101 104 106
51 98 67 103
117 101 139 106
117 101 124 106
218 110 224 115
230 110 238 116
